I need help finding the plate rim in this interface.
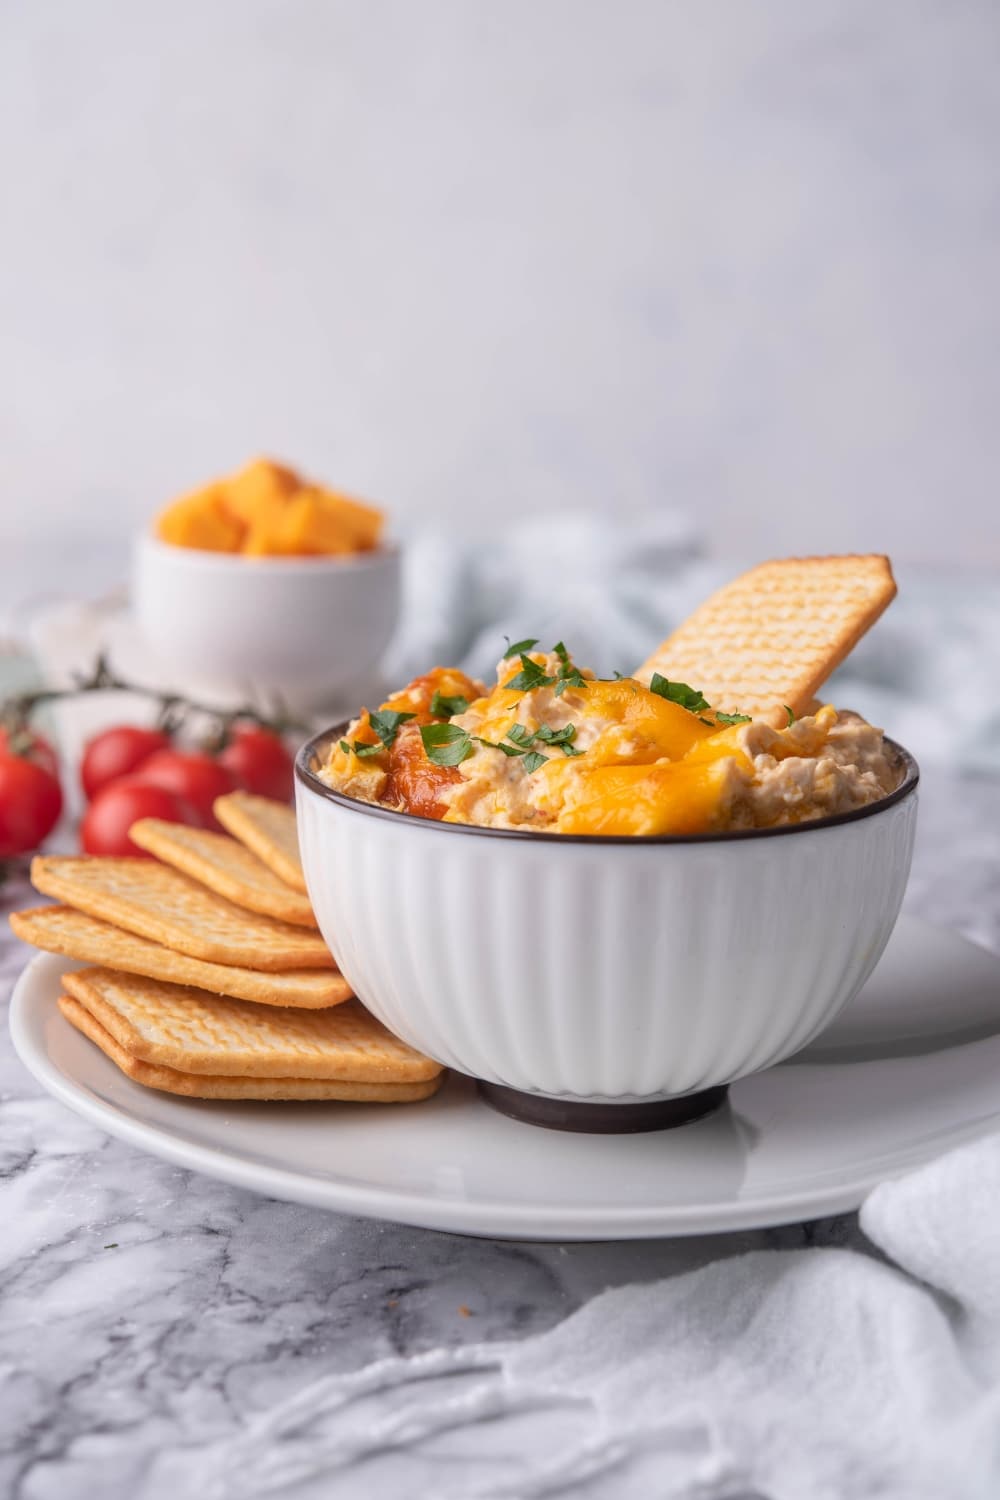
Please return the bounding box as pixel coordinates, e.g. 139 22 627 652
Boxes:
9 922 1000 1240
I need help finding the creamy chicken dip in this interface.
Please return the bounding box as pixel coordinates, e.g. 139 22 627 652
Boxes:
318 645 901 836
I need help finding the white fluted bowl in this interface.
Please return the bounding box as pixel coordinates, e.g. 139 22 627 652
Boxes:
295 729 918 1106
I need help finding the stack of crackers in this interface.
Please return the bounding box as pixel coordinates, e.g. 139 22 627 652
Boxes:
11 791 443 1105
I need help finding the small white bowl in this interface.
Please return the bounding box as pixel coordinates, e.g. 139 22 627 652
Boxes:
295 730 919 1131
133 536 401 715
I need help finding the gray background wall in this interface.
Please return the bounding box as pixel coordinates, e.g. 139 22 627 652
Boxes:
2 0 998 598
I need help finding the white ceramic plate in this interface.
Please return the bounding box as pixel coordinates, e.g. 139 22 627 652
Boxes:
10 917 1000 1240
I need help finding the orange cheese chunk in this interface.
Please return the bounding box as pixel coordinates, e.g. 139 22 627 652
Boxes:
222 458 300 528
243 492 355 556
154 461 386 557
155 486 245 552
312 489 384 551
556 756 743 836
584 681 718 761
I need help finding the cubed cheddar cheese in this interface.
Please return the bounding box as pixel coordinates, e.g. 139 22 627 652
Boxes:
312 489 384 551
221 458 300 528
154 461 385 557
155 486 245 552
243 493 345 556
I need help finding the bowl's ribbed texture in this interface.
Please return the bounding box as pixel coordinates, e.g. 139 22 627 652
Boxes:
296 779 918 1102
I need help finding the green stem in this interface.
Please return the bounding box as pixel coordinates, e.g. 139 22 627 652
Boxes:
0 653 308 741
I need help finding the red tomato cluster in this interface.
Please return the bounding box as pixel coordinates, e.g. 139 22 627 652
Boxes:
79 723 295 856
0 719 294 862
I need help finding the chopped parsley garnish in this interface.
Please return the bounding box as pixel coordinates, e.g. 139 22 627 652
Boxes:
490 740 526 757
504 653 556 692
368 709 416 747
505 723 534 746
339 738 386 759
503 636 539 658
554 666 586 695
784 705 796 727
647 671 755 725
534 723 577 747
420 723 476 766
550 641 587 694
502 638 586 696
429 690 470 719
648 674 710 714
340 708 415 760
421 714 579 773
495 720 580 764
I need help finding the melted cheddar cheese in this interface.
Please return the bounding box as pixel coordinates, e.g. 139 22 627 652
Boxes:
319 650 899 835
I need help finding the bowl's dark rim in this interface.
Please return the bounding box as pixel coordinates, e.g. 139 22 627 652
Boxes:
295 721 919 845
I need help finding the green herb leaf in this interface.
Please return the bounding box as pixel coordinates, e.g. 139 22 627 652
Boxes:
368 708 416 749
554 664 587 696
504 636 539 658
420 723 474 766
340 737 386 759
506 723 535 746
476 735 527 757
784 705 796 727
505 653 556 692
522 751 549 773
648 674 710 714
429 691 470 719
535 723 577 747
560 742 584 756
553 641 570 665
714 710 752 726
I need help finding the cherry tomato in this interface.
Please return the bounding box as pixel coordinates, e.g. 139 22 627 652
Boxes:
80 779 200 857
81 725 172 801
0 726 59 779
0 754 63 858
133 750 237 829
216 724 294 802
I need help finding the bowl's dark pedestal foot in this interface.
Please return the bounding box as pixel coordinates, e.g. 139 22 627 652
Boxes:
476 1081 729 1134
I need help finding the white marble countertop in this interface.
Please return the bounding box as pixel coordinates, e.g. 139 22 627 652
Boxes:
1 764 998 1497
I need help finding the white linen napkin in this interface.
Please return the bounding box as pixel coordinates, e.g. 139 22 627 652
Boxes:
146 1129 1000 1500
